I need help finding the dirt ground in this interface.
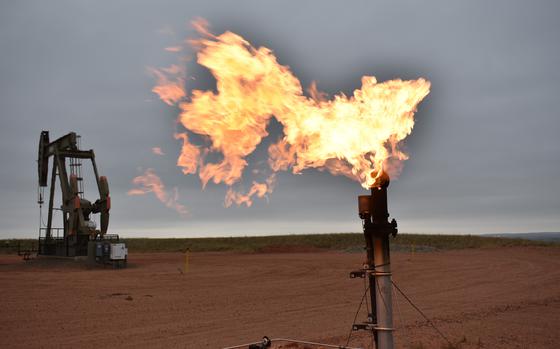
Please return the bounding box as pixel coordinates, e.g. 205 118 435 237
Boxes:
1 246 559 349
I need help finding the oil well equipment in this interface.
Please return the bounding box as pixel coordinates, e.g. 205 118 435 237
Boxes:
353 171 396 348
37 131 127 267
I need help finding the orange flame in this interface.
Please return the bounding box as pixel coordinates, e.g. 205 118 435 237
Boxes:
174 132 200 175
128 168 188 216
224 174 276 207
148 64 185 106
151 19 430 206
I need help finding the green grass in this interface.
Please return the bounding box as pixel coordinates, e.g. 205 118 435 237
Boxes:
0 239 39 255
1 233 555 254
391 233 553 250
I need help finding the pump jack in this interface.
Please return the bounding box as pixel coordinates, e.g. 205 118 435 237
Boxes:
37 131 125 263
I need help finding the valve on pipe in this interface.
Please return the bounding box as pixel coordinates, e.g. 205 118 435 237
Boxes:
248 337 271 349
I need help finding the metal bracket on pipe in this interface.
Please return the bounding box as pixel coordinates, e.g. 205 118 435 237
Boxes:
350 269 392 278
368 271 392 277
349 270 366 278
374 326 394 332
352 322 376 331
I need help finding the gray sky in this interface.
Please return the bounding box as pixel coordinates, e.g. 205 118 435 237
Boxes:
1 1 559 238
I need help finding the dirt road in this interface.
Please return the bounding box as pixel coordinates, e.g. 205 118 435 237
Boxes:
1 246 558 348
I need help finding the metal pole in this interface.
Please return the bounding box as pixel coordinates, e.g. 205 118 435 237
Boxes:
357 172 396 349
364 224 378 330
373 234 393 348
46 159 57 240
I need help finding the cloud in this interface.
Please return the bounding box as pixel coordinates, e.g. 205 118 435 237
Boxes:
157 25 175 36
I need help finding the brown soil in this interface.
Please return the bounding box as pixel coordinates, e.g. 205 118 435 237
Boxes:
0 247 558 349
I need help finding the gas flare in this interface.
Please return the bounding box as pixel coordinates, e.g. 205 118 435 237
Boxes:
151 19 430 206
128 168 188 216
149 64 186 106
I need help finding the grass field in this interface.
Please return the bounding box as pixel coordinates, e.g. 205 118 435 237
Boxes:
1 233 556 254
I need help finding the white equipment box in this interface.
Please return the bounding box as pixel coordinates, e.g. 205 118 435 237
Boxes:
110 243 128 260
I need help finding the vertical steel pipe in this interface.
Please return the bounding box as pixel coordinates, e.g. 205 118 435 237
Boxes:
358 172 395 349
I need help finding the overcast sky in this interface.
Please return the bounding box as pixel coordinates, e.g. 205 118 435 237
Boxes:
1 1 559 238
